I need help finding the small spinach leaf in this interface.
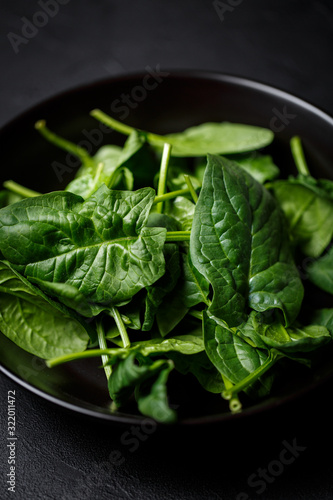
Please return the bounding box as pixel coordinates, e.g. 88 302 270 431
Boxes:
306 245 333 294
237 311 332 354
227 153 280 184
135 359 176 423
270 177 333 258
203 311 276 398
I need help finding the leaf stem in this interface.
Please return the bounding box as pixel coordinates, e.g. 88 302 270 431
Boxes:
222 350 282 399
96 318 112 380
183 174 198 203
35 119 94 168
90 109 135 136
90 109 165 145
188 310 203 320
165 231 191 242
156 143 172 213
3 180 41 198
85 162 105 198
221 375 242 413
46 348 125 368
153 188 190 204
290 136 310 176
111 306 131 348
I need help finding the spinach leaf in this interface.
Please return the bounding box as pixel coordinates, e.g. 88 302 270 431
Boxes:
66 144 123 198
0 261 91 358
91 110 274 157
308 308 333 335
228 153 280 184
131 334 205 356
0 185 166 314
108 352 164 404
166 165 201 192
154 291 189 337
202 311 276 399
270 177 333 257
105 332 205 423
306 245 333 294
108 352 176 423
153 252 210 337
190 154 303 327
135 359 176 423
237 311 332 354
0 190 23 208
165 196 195 231
65 131 150 198
169 350 224 394
161 122 274 157
142 213 181 331
178 252 210 309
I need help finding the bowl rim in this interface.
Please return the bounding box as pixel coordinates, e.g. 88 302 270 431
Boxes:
1 69 333 131
1 69 333 426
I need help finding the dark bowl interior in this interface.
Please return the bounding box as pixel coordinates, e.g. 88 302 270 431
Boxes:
1 70 333 425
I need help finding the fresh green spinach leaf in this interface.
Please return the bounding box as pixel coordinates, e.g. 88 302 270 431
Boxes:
0 260 91 358
190 154 303 327
270 177 333 257
0 185 166 314
202 311 277 399
306 245 333 294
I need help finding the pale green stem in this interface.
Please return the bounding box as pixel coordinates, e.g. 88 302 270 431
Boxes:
35 119 94 168
183 174 198 203
221 375 242 413
156 143 172 213
290 135 310 176
90 109 166 145
3 180 41 198
188 310 203 320
46 348 125 368
96 319 112 380
165 231 191 242
153 188 190 205
85 162 104 198
90 109 135 136
111 306 131 348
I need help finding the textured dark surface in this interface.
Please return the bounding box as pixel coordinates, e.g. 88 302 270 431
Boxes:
1 1 333 499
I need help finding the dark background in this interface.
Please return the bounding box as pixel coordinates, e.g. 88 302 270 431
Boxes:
1 1 333 499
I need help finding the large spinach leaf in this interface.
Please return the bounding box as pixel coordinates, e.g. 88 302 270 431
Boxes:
0 185 166 315
190 154 303 327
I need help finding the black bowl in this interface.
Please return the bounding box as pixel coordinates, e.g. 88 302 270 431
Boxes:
1 70 333 425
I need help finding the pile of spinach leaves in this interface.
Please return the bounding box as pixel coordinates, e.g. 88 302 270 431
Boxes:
1 112 333 423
